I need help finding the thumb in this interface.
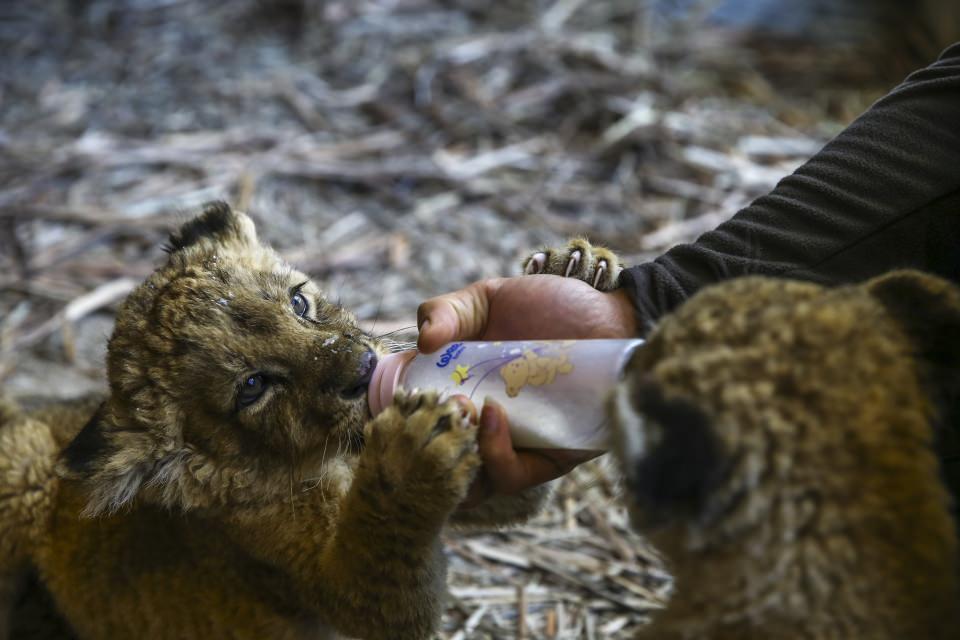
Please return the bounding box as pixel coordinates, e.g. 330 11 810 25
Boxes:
416 278 503 353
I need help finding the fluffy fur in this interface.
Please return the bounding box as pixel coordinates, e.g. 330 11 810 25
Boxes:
0 202 543 640
533 240 960 639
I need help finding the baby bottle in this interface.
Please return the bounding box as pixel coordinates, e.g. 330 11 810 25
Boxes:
368 339 644 451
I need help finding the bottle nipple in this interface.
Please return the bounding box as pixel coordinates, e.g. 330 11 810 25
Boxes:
368 350 417 416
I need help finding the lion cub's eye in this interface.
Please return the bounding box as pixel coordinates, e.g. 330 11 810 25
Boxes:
291 292 309 318
238 374 269 408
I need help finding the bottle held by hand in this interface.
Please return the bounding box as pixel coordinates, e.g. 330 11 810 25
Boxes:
369 339 644 451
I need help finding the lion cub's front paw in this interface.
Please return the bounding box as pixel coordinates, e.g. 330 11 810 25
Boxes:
363 390 480 518
522 238 623 291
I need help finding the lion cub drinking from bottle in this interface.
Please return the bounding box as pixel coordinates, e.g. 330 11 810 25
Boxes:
0 202 544 640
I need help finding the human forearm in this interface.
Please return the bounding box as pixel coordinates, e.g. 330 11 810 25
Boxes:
621 42 960 331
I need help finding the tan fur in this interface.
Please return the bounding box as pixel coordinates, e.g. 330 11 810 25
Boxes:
530 240 960 639
0 203 541 640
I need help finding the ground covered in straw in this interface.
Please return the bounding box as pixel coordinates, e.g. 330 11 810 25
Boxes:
1 1 887 637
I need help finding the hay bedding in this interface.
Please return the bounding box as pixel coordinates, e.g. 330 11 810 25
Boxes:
0 1 869 636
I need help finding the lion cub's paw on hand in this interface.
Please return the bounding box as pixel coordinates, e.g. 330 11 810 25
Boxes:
363 390 480 515
522 238 623 291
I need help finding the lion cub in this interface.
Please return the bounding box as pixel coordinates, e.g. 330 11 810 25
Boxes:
0 202 518 640
528 241 960 639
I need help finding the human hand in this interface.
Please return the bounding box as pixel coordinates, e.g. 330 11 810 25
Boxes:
422 275 634 505
458 398 601 507
416 274 638 353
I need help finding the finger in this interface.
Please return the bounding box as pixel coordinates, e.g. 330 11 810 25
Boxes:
508 450 582 490
416 278 503 353
459 399 512 508
478 400 573 494
477 399 520 486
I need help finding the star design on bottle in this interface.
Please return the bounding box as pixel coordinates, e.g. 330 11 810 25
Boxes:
450 364 471 385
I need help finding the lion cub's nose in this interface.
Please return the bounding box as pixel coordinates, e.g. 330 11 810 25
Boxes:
340 350 377 399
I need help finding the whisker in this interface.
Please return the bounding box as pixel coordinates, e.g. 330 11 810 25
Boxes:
332 434 346 495
367 289 387 338
287 449 298 522
386 340 416 353
375 325 417 339
320 431 331 463
317 432 332 495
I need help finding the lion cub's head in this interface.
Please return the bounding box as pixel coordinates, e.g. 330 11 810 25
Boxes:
613 271 960 540
60 202 382 515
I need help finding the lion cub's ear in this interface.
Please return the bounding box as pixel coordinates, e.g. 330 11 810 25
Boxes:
865 270 960 423
165 201 258 254
57 404 170 517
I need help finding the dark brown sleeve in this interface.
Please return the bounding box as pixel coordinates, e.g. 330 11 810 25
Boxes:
620 41 960 334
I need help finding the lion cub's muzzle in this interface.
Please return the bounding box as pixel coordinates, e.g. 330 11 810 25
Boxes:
340 349 377 400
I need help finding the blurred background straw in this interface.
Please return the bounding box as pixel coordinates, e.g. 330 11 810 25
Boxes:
2 1 957 637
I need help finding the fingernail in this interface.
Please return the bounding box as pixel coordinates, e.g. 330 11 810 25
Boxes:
418 317 431 332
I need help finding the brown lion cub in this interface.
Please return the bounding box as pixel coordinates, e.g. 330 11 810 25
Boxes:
529 241 960 639
0 202 543 640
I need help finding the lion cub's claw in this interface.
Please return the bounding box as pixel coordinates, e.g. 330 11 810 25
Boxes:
522 239 622 291
524 251 547 276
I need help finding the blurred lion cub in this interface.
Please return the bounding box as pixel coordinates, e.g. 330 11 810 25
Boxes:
0 202 544 640
526 240 960 639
